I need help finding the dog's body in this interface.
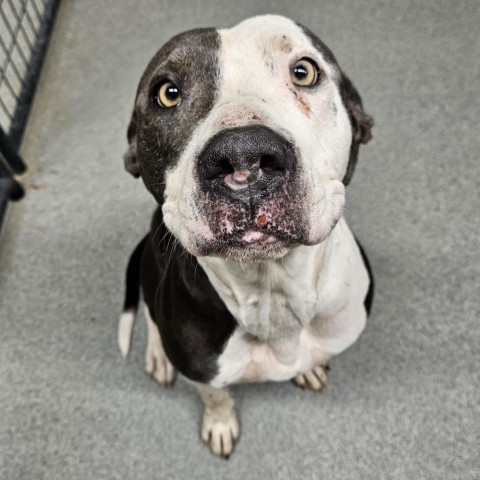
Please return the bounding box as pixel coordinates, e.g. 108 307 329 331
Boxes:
118 15 373 457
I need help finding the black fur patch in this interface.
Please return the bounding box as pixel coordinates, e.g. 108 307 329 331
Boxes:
355 238 375 315
140 209 237 383
125 28 221 203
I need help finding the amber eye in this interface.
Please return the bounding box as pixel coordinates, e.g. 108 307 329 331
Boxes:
291 58 320 87
156 81 182 108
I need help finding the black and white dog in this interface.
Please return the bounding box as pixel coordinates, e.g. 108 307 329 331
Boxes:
118 15 374 457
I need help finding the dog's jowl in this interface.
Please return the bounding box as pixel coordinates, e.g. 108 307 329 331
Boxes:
118 14 374 458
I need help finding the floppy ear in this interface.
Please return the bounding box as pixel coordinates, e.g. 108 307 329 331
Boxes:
341 74 373 144
340 73 374 185
123 111 141 178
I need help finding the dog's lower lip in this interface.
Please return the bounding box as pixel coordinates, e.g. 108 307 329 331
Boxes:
241 231 277 244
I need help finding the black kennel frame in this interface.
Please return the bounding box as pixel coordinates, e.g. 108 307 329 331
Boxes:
0 0 60 231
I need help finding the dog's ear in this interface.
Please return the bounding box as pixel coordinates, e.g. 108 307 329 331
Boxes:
340 73 373 145
123 111 141 178
339 73 374 185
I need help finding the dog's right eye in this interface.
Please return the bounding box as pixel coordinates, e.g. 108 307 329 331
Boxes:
291 58 320 87
155 81 182 108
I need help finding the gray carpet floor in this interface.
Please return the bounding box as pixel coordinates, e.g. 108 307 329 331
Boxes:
0 0 479 478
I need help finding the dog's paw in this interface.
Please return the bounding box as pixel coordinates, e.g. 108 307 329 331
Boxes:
201 409 240 458
292 365 329 391
145 339 176 387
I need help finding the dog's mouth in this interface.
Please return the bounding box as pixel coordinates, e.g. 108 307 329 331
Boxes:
240 230 279 245
173 171 344 261
194 227 297 261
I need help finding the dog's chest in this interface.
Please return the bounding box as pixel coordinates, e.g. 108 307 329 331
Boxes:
225 267 319 340
197 246 336 387
211 325 331 388
198 252 323 340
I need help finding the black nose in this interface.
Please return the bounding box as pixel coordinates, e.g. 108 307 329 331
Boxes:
198 125 295 201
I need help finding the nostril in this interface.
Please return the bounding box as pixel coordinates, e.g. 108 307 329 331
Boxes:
208 158 234 180
260 154 286 174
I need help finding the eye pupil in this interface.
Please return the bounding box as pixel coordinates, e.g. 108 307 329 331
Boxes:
166 85 179 100
294 65 308 79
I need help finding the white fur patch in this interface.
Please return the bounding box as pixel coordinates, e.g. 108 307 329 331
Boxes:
194 382 240 457
118 310 135 357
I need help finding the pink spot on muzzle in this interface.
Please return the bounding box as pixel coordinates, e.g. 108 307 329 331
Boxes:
256 213 267 227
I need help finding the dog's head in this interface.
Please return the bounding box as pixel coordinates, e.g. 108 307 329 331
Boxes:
125 15 373 261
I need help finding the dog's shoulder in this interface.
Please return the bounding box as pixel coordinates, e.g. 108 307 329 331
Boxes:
142 209 238 384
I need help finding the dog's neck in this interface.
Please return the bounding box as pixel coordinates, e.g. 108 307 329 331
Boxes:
197 220 341 340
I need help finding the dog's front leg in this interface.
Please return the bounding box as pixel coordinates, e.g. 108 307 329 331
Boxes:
193 382 240 458
145 307 176 386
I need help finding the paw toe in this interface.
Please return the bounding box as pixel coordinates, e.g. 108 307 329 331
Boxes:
145 350 176 387
292 365 328 391
202 415 240 458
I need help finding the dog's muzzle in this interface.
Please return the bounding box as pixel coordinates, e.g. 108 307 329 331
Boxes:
198 125 296 203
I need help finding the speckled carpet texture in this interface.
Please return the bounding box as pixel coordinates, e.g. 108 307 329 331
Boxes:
0 1 478 478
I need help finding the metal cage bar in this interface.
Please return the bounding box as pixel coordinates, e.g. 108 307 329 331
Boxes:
0 0 60 232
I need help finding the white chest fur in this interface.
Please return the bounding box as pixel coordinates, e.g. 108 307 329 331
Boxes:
198 218 369 388
200 245 323 340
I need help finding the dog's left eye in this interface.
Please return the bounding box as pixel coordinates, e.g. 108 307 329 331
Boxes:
155 81 182 108
291 58 320 87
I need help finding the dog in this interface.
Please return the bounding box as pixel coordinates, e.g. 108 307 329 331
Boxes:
118 14 374 458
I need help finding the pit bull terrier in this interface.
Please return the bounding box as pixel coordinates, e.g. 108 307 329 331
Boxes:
118 14 374 457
